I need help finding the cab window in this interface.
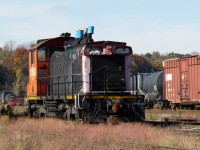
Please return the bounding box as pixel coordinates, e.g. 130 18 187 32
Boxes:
31 51 35 64
38 47 47 61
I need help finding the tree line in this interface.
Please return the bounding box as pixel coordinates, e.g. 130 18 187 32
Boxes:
0 40 32 96
0 40 198 96
131 51 196 73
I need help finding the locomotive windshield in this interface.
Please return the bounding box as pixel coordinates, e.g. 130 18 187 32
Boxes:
84 47 103 55
114 47 131 54
82 45 132 55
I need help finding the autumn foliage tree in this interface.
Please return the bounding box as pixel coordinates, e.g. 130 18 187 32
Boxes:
0 49 12 65
150 51 163 71
131 54 153 73
136 51 190 73
0 43 29 95
11 47 29 95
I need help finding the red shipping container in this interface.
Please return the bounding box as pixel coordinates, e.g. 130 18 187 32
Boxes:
163 55 200 107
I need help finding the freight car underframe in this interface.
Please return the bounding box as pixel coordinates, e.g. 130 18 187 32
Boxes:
168 101 198 110
145 98 199 110
27 74 145 123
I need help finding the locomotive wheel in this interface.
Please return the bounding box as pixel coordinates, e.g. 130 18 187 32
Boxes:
27 102 34 117
38 106 46 118
66 108 76 121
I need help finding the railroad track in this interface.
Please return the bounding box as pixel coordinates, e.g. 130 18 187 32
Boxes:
145 120 200 127
173 127 200 133
12 106 200 126
145 109 200 125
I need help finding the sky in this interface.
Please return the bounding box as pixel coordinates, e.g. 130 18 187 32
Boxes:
0 0 200 54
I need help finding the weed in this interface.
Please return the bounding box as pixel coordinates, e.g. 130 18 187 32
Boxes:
0 118 199 150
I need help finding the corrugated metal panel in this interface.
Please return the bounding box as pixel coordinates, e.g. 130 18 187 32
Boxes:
163 55 200 104
188 56 200 102
164 58 180 103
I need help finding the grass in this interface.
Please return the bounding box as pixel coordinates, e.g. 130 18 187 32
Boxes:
13 106 27 117
0 116 199 150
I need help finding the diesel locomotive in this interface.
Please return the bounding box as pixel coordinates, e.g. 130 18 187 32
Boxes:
26 26 145 122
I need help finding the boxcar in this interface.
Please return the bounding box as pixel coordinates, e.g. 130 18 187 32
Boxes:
163 55 200 109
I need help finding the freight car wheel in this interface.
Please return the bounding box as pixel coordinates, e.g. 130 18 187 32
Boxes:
68 114 76 120
191 105 195 110
187 105 195 110
170 102 176 110
162 100 170 110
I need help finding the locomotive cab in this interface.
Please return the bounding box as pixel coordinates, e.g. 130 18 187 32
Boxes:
27 36 75 97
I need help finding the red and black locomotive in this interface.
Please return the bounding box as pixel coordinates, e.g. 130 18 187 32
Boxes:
27 26 145 122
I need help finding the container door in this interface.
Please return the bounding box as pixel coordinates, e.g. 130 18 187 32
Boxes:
179 58 189 101
188 56 200 103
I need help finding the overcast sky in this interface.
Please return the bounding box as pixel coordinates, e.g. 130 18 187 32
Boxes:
0 0 200 54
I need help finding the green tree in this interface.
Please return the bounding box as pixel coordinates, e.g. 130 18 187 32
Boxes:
143 53 152 62
0 65 14 91
0 49 11 65
165 52 188 59
150 51 163 71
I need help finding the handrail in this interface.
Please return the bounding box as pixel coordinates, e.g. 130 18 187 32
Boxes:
37 73 83 80
118 66 143 95
37 73 88 101
89 65 128 93
119 66 134 74
37 66 141 100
